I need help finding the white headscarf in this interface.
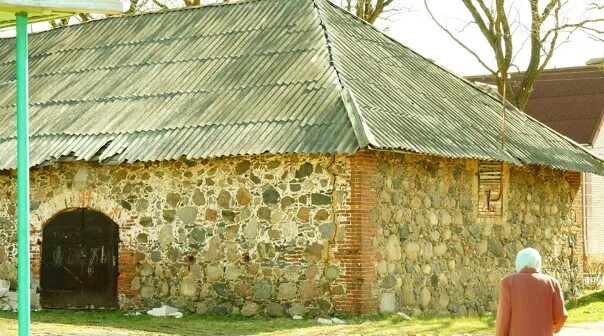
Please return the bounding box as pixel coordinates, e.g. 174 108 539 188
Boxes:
515 248 542 272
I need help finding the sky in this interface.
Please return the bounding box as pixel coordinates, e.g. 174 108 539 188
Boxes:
374 0 604 76
1 0 603 76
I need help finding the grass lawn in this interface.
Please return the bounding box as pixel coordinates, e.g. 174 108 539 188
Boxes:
0 311 494 336
566 289 604 324
0 289 600 336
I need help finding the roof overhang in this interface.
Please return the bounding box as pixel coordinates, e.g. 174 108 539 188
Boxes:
0 0 127 28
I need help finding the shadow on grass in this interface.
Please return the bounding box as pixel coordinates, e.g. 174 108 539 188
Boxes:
567 289 604 310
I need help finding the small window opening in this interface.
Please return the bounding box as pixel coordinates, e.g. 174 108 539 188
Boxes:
478 161 503 216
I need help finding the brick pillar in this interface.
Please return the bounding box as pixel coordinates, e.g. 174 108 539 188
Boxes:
30 229 42 278
117 248 139 304
334 151 380 314
117 217 139 307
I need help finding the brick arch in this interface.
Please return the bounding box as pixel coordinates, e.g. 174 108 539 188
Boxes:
30 190 140 308
31 190 130 232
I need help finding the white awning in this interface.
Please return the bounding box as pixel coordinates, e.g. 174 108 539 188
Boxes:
0 0 127 28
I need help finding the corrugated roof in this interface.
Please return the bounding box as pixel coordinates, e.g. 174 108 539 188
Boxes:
469 66 604 146
314 0 604 174
0 0 602 175
0 0 359 169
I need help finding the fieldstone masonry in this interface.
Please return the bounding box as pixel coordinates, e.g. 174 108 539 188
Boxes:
0 150 583 316
0 154 352 316
369 152 582 316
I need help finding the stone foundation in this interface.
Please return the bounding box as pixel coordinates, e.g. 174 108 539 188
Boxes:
0 151 583 316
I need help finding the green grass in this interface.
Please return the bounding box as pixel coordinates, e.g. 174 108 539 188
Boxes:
566 289 604 324
0 289 601 335
0 311 495 336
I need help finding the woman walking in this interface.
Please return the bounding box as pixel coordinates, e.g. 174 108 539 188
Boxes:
495 248 568 336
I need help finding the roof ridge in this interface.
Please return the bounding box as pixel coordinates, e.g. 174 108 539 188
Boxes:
312 0 526 165
533 77 604 82
311 0 540 126
311 0 530 165
310 0 522 162
310 0 371 149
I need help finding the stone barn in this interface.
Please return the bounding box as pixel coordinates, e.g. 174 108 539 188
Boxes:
0 0 602 316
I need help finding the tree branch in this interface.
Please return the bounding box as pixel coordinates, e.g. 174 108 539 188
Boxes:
496 0 513 67
424 0 495 74
539 1 562 72
368 0 386 24
476 0 495 28
460 0 498 48
183 0 202 6
516 0 545 109
541 0 559 20
152 0 169 9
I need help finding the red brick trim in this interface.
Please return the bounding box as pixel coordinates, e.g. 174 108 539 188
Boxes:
333 151 380 314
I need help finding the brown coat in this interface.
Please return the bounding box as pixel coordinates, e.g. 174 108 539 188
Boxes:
495 268 568 336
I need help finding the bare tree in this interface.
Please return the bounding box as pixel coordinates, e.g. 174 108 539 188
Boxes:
425 0 604 110
334 0 396 24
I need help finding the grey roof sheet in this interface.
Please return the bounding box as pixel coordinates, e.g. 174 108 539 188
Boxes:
0 0 358 169
0 0 602 174
314 0 604 174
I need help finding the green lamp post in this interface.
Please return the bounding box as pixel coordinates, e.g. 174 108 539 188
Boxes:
0 2 126 335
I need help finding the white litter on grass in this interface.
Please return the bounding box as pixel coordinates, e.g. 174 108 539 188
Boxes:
396 312 412 320
317 318 333 325
331 317 346 324
317 317 347 325
147 305 180 318
292 315 303 320
124 312 142 316
169 312 183 319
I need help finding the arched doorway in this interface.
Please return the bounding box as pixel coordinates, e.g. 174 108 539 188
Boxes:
41 208 119 309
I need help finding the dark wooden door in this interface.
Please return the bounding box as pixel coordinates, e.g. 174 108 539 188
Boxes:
41 208 118 309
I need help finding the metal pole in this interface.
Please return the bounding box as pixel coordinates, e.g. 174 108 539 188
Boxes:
15 12 30 336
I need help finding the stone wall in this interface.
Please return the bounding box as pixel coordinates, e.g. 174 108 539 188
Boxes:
0 150 583 316
0 170 16 290
370 152 583 316
0 154 353 316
